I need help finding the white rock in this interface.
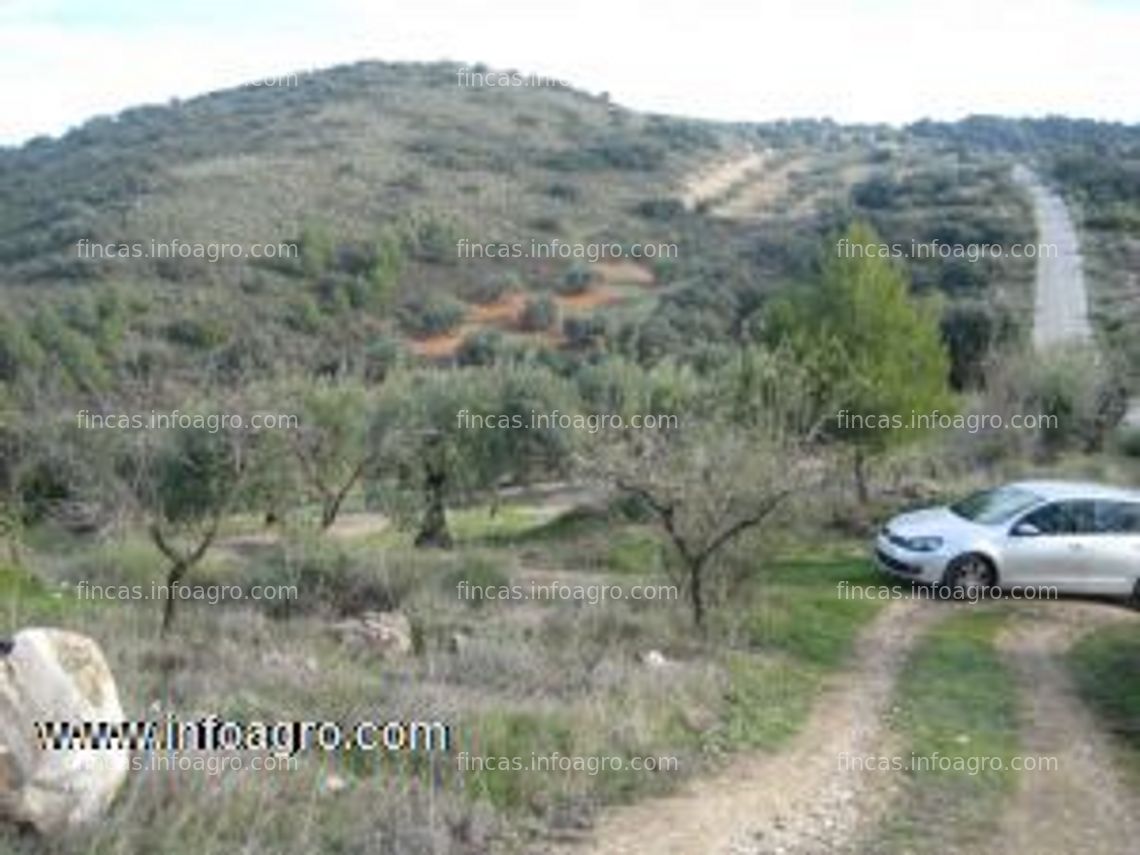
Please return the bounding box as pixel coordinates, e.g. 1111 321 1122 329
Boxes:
641 649 668 668
0 628 129 833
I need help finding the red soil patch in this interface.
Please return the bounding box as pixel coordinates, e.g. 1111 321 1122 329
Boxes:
407 330 466 358
405 270 655 359
469 291 528 324
555 285 623 311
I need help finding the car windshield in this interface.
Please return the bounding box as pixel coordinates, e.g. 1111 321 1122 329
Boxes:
949 486 1043 524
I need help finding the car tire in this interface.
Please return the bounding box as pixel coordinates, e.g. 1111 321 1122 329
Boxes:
940 553 997 598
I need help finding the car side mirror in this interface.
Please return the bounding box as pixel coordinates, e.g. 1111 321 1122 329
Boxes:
1012 522 1041 537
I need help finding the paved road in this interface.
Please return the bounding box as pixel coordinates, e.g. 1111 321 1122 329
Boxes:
1013 164 1139 426
1011 165 1093 349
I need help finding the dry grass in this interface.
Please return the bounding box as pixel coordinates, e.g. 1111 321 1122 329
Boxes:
1 495 889 854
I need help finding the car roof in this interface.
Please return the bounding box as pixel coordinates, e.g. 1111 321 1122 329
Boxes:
1007 480 1140 503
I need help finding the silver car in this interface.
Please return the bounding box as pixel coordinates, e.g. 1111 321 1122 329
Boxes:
875 480 1140 603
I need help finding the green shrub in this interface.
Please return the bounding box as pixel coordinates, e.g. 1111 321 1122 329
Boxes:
398 295 467 337
59 536 160 588
562 315 606 349
635 197 685 220
456 330 506 367
462 275 515 305
556 264 595 296
518 296 558 332
250 538 420 618
545 182 580 202
440 556 510 608
1116 425 1140 459
400 211 460 264
164 316 229 350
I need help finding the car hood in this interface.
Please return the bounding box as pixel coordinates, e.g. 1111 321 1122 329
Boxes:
885 506 986 541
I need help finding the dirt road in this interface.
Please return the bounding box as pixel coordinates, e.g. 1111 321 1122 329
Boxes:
979 604 1140 855
544 600 940 855
678 150 766 213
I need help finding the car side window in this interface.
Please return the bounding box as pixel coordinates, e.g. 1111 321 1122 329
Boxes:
1095 501 1140 534
1020 501 1092 535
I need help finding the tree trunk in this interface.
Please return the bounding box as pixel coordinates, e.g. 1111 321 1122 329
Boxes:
414 435 452 549
152 522 219 636
160 561 188 636
688 559 705 630
853 447 869 504
320 497 341 531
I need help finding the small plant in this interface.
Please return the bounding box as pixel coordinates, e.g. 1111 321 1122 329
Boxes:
1116 425 1140 459
518 295 558 332
398 295 467 337
441 556 510 608
556 264 596 296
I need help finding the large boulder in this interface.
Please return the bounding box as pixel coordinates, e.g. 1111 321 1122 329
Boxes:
0 628 128 833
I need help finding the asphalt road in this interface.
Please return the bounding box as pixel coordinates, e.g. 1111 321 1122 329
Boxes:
1013 164 1139 426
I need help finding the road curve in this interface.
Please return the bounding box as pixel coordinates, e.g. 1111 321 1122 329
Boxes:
1013 164 1139 426
1011 164 1093 350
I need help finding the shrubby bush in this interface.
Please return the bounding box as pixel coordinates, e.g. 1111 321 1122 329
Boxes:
562 315 607 350
983 345 1127 457
556 263 596 296
398 294 467 337
940 302 1016 390
399 211 460 264
362 334 404 381
462 274 517 305
248 538 423 618
635 197 685 220
1115 425 1140 459
164 316 229 350
457 329 506 366
518 296 558 332
545 182 580 202
0 310 44 382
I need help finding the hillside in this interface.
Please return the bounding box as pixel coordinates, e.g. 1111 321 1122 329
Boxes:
0 63 1136 406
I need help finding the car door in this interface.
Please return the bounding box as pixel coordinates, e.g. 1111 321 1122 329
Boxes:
1056 500 1127 595
1001 500 1088 589
1084 500 1140 595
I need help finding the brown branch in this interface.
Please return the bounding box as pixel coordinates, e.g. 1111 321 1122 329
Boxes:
695 487 796 567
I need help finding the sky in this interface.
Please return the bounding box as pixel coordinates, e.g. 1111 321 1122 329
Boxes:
1 0 1138 146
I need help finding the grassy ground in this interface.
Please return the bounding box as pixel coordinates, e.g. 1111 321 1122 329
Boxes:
858 609 1021 854
1068 625 1140 786
1 499 888 855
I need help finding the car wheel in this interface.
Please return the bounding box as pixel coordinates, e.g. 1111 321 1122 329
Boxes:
941 553 997 598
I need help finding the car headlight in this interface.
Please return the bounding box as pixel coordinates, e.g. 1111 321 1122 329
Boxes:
902 536 943 553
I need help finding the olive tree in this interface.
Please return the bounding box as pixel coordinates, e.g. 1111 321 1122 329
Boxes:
121 419 251 633
370 365 580 547
582 347 833 629
285 379 380 531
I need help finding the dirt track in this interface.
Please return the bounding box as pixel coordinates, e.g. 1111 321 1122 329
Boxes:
978 605 1140 855
543 600 940 855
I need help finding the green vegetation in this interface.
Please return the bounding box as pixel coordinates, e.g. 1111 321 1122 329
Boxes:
764 220 953 499
1069 625 1140 784
1 63 1137 853
866 611 1021 854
